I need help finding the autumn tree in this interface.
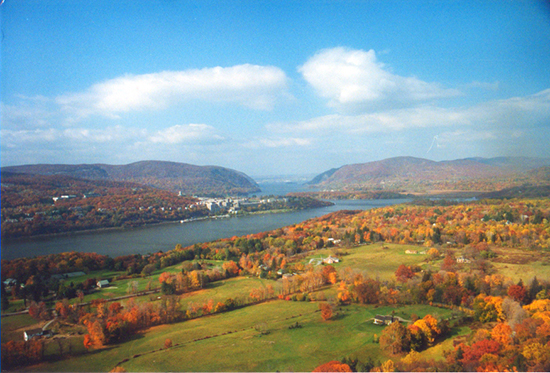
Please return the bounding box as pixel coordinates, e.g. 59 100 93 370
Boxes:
379 359 396 372
459 339 501 371
473 295 504 322
28 301 49 320
321 265 337 284
441 253 456 272
354 278 380 304
141 264 155 277
313 361 352 372
110 366 128 372
395 264 414 283
427 247 440 260
319 302 333 321
380 321 411 355
508 283 527 304
490 322 513 346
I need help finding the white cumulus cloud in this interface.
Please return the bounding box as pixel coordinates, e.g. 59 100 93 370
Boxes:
56 64 290 120
149 124 224 144
299 47 460 111
268 89 550 136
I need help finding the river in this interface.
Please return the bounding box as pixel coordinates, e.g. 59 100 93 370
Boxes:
1 182 409 260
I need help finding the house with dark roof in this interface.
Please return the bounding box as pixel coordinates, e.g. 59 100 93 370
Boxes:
97 279 110 288
24 328 52 341
373 315 395 325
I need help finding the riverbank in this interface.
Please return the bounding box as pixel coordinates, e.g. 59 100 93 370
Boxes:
2 198 409 261
2 207 319 244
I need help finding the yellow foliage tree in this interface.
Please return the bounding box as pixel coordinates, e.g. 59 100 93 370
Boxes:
523 299 550 314
380 359 395 372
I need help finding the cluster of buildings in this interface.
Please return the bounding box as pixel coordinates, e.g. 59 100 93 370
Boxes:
308 255 341 266
195 196 288 214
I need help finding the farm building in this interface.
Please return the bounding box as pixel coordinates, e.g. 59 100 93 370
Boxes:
97 280 110 288
24 328 52 341
456 256 471 264
323 256 340 264
373 315 395 325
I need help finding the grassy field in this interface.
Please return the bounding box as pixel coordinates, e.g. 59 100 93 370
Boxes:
306 243 434 280
489 247 550 282
8 240 528 371
26 300 453 372
1 313 41 343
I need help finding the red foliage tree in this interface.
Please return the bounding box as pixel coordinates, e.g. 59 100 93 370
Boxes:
508 284 527 304
460 339 500 370
313 361 353 372
395 264 414 283
441 254 456 272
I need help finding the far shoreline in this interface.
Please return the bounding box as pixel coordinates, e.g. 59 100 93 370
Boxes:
0 203 335 247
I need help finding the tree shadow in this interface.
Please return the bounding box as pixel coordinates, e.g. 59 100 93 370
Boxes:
205 281 225 290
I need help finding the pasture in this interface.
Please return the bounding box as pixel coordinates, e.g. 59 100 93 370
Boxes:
26 300 454 372
307 243 433 280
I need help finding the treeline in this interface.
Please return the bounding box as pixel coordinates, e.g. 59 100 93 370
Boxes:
289 191 407 200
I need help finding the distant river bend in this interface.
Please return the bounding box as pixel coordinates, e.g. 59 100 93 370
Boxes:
1 198 409 261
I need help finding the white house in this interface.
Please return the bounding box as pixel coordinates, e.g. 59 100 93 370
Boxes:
456 256 471 264
323 256 340 264
24 328 51 341
373 315 395 325
97 280 110 288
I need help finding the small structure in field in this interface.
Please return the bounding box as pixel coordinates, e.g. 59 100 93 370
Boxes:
97 279 110 288
24 328 52 341
323 256 340 264
374 315 395 325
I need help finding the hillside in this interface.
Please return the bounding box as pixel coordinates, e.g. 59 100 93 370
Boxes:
2 161 260 196
308 156 550 193
0 172 206 238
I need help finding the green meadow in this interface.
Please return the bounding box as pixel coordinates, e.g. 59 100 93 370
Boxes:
311 243 436 279
27 300 453 372
7 241 489 371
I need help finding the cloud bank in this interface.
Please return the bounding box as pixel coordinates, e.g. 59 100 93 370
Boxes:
299 47 460 111
268 89 550 135
55 64 290 120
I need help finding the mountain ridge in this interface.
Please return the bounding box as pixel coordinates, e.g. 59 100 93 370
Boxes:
308 156 550 192
1 161 260 196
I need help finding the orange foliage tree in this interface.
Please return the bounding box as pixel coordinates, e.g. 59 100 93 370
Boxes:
319 302 333 321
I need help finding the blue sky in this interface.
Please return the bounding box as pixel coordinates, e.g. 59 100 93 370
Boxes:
2 0 550 177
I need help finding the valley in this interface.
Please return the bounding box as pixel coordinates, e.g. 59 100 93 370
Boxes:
3 193 550 371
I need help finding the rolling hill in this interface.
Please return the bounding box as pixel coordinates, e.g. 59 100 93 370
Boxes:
308 156 550 193
2 161 260 196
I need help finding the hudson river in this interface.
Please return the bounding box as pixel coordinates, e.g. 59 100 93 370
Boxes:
2 183 409 260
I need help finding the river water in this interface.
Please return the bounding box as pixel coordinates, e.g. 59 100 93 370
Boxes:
1 182 409 260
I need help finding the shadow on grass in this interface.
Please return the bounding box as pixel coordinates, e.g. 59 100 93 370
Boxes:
205 281 225 290
449 325 471 338
45 345 117 363
332 311 349 321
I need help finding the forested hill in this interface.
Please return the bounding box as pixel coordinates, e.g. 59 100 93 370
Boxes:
2 161 260 196
308 156 550 193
